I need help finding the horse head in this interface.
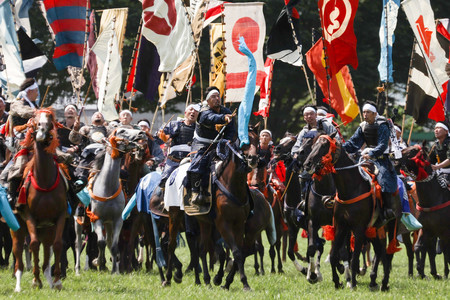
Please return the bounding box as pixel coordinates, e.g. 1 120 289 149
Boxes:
273 135 297 163
108 127 147 159
304 132 339 179
296 129 320 165
242 124 260 169
398 145 431 181
21 108 59 153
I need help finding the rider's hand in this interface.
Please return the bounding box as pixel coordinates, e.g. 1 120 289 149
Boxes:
362 154 371 161
224 114 233 124
431 164 440 170
73 119 81 131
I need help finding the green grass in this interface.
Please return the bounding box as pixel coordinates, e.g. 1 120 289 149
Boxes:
0 234 448 299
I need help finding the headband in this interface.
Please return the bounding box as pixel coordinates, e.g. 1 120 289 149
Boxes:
138 121 150 128
205 89 219 101
362 103 377 113
435 122 449 133
120 109 132 118
303 107 316 114
394 125 401 133
24 82 38 93
316 108 327 116
185 103 200 112
64 104 77 113
260 129 272 138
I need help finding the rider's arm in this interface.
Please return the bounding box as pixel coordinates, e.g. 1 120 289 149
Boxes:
200 110 226 126
342 127 365 154
433 158 450 169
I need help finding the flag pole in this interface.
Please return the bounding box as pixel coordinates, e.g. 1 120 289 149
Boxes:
404 38 416 123
317 10 332 108
285 4 314 104
99 17 116 117
221 10 226 103
76 0 90 107
407 120 414 145
383 2 389 118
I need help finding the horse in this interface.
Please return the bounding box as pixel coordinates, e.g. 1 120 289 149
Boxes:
88 127 146 273
397 145 450 279
11 108 67 292
304 132 393 290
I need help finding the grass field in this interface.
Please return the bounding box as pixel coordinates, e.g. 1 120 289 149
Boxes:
0 233 448 299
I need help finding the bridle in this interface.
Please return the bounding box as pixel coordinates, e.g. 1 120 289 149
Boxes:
311 135 341 180
399 145 434 182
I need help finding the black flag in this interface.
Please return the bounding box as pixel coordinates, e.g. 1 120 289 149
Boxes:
17 27 47 78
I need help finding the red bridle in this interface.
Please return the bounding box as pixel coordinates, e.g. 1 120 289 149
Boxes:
312 135 338 181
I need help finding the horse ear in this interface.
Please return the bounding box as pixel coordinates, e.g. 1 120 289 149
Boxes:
330 131 337 139
254 122 261 130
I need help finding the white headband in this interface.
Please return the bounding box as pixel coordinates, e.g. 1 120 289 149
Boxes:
362 103 377 113
138 121 150 128
64 104 77 113
24 82 38 93
303 107 316 114
260 129 272 138
394 125 401 133
435 122 449 132
317 108 327 116
205 89 219 101
185 103 200 112
120 109 132 118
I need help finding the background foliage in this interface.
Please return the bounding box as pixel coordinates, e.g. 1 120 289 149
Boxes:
28 0 450 140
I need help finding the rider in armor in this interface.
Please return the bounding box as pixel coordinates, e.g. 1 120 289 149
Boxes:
186 86 236 206
291 106 338 208
119 109 140 129
430 122 450 190
158 103 200 189
343 101 401 226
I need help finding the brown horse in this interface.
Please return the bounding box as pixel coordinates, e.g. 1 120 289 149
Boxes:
11 108 67 292
304 133 392 290
398 145 450 278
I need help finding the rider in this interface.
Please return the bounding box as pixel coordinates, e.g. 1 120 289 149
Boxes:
343 101 401 226
291 106 338 207
430 121 450 190
186 86 236 206
158 103 200 189
119 109 140 129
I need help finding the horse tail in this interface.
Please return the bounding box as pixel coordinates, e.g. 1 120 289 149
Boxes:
265 205 277 246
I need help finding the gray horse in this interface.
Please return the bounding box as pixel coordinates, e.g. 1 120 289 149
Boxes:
88 127 146 273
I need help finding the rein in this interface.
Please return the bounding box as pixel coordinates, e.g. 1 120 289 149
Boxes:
416 200 450 212
88 179 123 202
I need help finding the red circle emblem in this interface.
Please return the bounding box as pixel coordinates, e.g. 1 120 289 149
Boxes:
231 17 259 55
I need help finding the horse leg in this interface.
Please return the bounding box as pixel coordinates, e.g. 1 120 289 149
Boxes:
50 214 66 290
213 241 226 286
93 220 107 271
427 237 441 280
350 230 365 290
109 218 123 274
74 218 83 275
42 242 53 289
330 227 346 289
402 232 414 277
11 228 25 292
24 217 42 290
306 218 318 283
315 236 325 282
254 235 264 275
269 244 276 273
199 223 212 286
288 225 306 275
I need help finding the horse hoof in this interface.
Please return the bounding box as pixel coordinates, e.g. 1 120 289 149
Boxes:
316 273 323 282
213 275 222 286
369 284 379 292
350 285 357 291
337 264 345 274
381 284 390 292
162 280 171 287
243 285 252 292
92 258 98 267
346 282 352 289
32 278 43 289
432 274 442 280
221 285 230 290
14 287 21 293
358 268 367 276
335 282 344 289
173 274 182 284
53 280 62 291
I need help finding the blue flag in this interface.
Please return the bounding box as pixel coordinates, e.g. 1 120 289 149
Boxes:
237 36 257 147
378 0 400 83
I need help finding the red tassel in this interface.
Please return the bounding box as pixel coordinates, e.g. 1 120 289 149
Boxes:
350 234 355 251
293 241 299 252
365 227 377 239
322 225 335 241
301 229 308 238
18 185 27 205
386 238 402 254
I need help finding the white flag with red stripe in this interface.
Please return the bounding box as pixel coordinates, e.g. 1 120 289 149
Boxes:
254 58 274 118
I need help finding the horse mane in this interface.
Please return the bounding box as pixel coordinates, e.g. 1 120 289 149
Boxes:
93 149 107 171
20 108 60 153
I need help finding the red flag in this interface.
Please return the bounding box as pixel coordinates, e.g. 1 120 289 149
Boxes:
125 33 141 93
306 39 359 124
318 0 358 76
254 58 274 118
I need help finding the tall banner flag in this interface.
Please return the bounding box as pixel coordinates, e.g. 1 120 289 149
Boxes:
223 2 265 103
99 8 128 57
254 58 274 118
209 23 225 97
318 0 358 76
13 0 34 35
266 0 302 66
17 27 47 78
237 37 257 147
378 0 400 83
86 10 98 98
91 20 121 121
42 0 90 71
142 0 195 72
306 39 359 124
134 37 161 102
203 0 226 28
402 0 449 122
405 35 449 124
437 19 450 112
0 0 26 96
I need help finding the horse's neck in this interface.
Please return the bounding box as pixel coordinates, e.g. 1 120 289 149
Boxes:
415 176 450 206
33 142 57 186
284 165 301 207
333 151 368 199
313 173 335 195
96 152 121 188
126 160 143 193
248 167 267 190
220 158 248 196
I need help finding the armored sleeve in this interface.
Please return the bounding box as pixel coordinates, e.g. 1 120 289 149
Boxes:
343 126 365 154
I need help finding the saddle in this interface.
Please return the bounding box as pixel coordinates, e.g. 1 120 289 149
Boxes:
183 174 212 216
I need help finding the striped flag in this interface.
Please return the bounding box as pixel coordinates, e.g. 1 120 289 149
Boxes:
378 0 400 83
203 0 227 28
17 27 47 78
254 58 274 118
42 0 90 71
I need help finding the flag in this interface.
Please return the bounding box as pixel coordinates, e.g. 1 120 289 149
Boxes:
142 0 195 72
306 39 359 124
86 10 98 98
254 58 274 118
378 0 400 83
0 0 25 96
13 0 34 36
405 34 449 124
17 27 47 78
403 0 450 123
437 19 450 112
203 0 227 28
266 0 302 67
91 20 121 121
42 0 89 71
223 2 265 103
133 37 161 102
209 23 225 97
158 73 177 107
98 8 128 57
237 37 257 147
318 0 358 76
